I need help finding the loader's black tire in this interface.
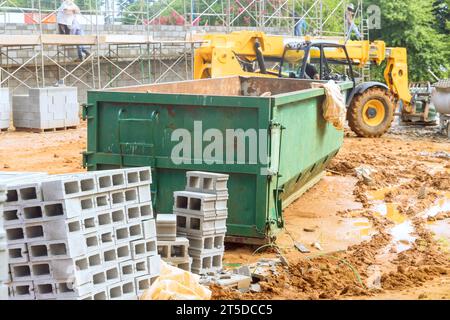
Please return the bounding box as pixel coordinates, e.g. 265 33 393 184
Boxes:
348 87 395 138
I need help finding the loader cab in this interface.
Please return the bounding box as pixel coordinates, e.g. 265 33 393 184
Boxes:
278 42 356 86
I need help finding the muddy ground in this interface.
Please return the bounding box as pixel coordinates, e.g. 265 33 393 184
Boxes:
0 121 449 300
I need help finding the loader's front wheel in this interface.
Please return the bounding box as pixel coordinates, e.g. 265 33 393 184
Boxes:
348 87 395 138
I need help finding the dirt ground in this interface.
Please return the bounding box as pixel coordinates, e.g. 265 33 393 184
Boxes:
0 121 449 300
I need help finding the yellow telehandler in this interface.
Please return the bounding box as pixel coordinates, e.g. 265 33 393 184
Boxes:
193 31 412 138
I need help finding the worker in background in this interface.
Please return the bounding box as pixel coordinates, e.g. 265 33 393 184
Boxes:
345 3 362 40
56 0 80 35
71 15 90 61
293 10 308 36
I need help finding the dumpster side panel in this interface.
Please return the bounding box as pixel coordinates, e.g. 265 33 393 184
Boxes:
85 81 351 240
85 92 272 239
265 88 347 233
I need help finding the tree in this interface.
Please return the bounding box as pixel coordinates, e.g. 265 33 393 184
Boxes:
367 0 449 81
432 0 450 34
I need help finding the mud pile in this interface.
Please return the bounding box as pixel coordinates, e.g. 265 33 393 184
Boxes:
214 132 450 300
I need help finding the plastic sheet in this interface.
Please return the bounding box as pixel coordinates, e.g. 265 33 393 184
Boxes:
140 261 212 300
312 80 346 130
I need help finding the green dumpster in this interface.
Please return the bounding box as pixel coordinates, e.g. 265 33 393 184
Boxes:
83 76 353 242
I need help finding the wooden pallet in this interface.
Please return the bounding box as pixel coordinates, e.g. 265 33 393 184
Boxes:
15 126 77 133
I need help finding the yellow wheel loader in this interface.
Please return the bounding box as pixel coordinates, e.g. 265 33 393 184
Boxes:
193 31 412 138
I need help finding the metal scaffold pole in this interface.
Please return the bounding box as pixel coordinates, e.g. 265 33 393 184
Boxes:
0 0 363 96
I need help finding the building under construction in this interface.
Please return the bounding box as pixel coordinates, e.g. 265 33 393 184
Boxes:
0 0 366 101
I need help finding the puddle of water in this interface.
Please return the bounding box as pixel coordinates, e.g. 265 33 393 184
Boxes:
372 202 407 224
427 219 450 239
389 220 416 253
422 192 450 218
353 221 371 227
372 202 415 253
337 218 376 241
369 188 393 201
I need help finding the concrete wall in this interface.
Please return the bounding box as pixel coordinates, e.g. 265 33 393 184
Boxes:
3 59 189 102
0 23 290 38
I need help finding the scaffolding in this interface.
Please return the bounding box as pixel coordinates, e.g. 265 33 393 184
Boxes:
0 0 366 98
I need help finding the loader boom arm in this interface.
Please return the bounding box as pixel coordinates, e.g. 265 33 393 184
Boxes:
194 31 412 110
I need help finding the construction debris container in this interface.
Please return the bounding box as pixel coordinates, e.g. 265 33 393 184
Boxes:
83 76 353 242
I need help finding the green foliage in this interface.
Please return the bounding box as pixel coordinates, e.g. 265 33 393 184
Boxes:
432 0 450 34
367 0 449 81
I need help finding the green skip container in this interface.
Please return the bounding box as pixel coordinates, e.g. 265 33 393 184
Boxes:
83 76 353 243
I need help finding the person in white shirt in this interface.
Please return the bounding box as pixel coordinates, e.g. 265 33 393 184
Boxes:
56 0 80 34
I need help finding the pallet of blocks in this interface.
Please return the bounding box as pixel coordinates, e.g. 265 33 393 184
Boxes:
12 86 79 132
0 172 50 300
174 171 229 275
0 88 10 131
1 182 8 299
156 214 192 272
1 167 161 300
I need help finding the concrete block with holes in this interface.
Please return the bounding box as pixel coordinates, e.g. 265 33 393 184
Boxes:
185 171 229 196
4 168 157 300
190 250 224 275
157 237 190 270
10 281 35 300
124 167 152 187
1 183 8 299
135 274 158 296
173 171 229 275
187 233 225 256
41 173 97 201
174 212 220 236
126 202 153 222
173 191 217 217
166 257 192 273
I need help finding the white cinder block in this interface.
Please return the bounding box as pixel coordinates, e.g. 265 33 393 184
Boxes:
7 243 29 264
41 173 97 200
124 167 152 187
55 281 93 299
33 279 57 300
135 275 157 296
126 202 153 223
173 191 217 217
116 243 131 263
185 171 229 195
3 167 160 300
11 281 35 300
95 170 126 192
28 235 87 261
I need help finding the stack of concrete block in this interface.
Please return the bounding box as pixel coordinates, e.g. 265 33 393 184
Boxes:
0 183 8 299
2 167 160 300
174 171 229 275
12 87 79 131
156 214 191 272
0 88 10 131
0 172 49 300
